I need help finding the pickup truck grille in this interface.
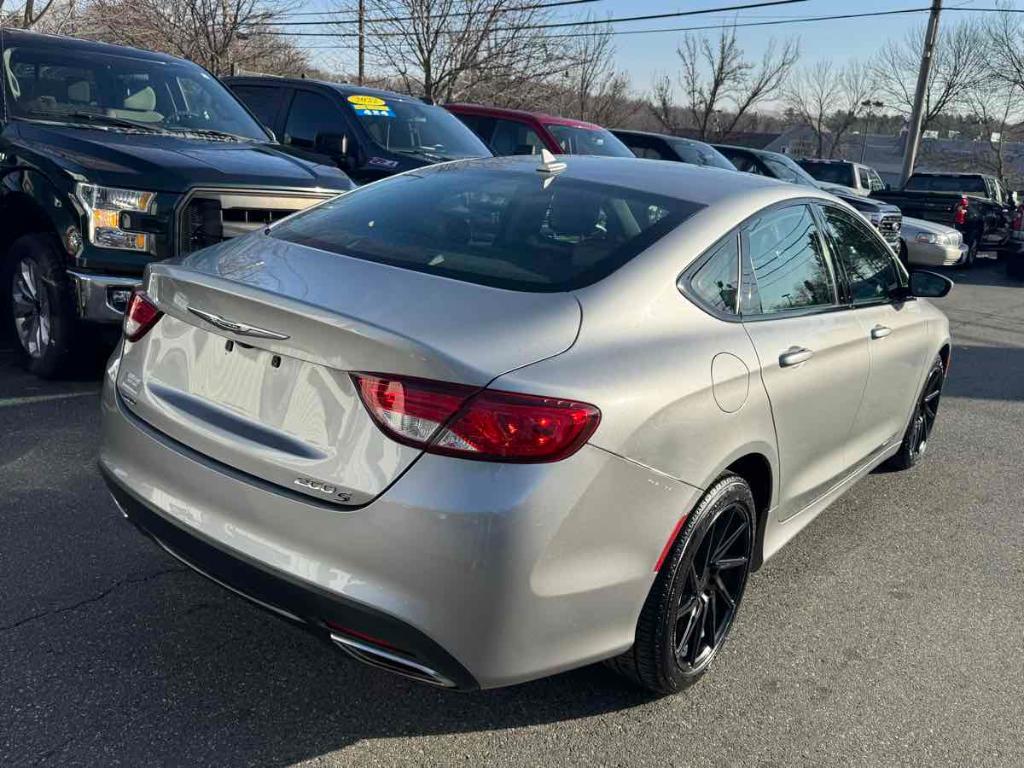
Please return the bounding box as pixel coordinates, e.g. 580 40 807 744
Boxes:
877 214 902 248
177 189 337 255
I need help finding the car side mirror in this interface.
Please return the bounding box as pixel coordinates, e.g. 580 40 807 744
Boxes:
908 270 953 299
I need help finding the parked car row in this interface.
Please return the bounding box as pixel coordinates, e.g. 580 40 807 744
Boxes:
1 30 960 698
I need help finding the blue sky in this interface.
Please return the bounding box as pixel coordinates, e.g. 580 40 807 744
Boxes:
295 0 999 92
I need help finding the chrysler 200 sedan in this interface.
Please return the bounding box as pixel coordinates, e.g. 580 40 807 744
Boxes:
99 154 952 694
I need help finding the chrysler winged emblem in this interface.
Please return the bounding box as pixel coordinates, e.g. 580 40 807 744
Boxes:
187 306 290 340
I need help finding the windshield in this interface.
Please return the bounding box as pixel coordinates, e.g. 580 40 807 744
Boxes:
545 124 634 157
671 140 735 170
343 95 489 160
800 162 855 187
3 44 267 140
761 154 819 188
271 165 701 292
905 175 988 194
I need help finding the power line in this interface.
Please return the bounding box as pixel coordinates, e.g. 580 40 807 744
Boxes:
261 0 820 36
269 0 610 23
283 3 1023 48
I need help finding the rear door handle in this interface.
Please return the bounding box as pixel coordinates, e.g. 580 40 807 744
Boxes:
779 346 814 367
871 325 892 340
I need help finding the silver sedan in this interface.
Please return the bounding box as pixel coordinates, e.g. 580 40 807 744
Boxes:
99 154 952 694
900 216 968 267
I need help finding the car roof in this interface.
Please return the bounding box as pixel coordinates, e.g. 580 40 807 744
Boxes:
1 28 179 63
223 75 425 104
444 103 608 130
800 159 858 166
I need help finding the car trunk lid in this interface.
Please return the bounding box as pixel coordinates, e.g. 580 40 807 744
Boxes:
115 234 581 505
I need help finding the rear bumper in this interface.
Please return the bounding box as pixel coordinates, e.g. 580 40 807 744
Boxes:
99 352 699 689
68 270 141 322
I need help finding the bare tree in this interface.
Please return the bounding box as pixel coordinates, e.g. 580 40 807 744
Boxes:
651 26 798 141
0 0 63 28
550 20 632 125
785 61 875 158
873 19 986 129
77 0 303 75
338 0 564 104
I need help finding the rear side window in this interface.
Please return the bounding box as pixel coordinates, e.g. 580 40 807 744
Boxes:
802 162 854 187
271 167 702 292
905 175 988 194
231 85 281 128
687 235 739 315
820 206 900 304
744 205 836 314
490 119 546 156
284 90 339 149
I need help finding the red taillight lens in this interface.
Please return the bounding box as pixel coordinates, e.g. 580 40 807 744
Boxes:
1013 208 1023 232
954 195 968 226
352 373 600 463
123 290 162 342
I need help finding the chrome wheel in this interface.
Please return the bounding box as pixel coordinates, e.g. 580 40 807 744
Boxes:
11 257 51 359
909 366 943 460
673 503 752 672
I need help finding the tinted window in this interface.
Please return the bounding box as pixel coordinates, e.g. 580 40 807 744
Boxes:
905 175 988 194
621 136 674 161
455 113 497 146
760 155 819 188
801 162 855 187
672 140 735 170
271 166 702 292
688 236 739 315
284 90 339 149
545 124 634 157
718 148 764 175
821 206 899 304
490 118 546 155
231 85 281 128
745 205 836 314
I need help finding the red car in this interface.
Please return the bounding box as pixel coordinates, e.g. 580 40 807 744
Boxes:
446 103 634 158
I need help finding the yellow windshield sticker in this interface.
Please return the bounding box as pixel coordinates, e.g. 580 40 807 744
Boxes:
348 95 387 108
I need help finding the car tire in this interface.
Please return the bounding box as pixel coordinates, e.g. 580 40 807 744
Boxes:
884 354 945 471
607 473 756 695
2 234 80 379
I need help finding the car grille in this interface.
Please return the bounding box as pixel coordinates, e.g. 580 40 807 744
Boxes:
877 214 902 248
177 189 337 255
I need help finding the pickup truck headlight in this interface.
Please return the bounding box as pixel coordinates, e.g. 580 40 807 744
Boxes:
75 183 156 252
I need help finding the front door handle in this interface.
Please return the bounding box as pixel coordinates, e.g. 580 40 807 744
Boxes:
871 325 892 340
779 346 814 367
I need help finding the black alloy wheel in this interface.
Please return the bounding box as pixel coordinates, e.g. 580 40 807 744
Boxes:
885 354 945 471
608 473 756 694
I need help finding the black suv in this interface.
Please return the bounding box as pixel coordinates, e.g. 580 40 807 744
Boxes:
224 76 491 185
0 31 354 377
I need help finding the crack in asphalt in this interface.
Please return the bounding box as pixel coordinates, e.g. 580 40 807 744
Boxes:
0 567 187 635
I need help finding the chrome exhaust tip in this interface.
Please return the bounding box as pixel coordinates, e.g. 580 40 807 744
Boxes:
330 633 456 688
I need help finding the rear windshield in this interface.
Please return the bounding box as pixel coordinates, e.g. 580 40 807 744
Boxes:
271 165 701 291
801 162 855 186
545 124 634 157
905 175 988 194
672 140 735 170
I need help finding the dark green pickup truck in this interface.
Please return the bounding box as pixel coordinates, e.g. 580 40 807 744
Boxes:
0 30 353 378
874 172 1013 266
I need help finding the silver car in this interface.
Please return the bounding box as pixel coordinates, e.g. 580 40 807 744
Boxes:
99 154 952 694
900 216 969 268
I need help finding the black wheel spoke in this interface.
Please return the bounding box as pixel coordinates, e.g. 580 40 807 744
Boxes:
712 518 749 561
677 595 697 620
714 574 736 611
712 555 748 571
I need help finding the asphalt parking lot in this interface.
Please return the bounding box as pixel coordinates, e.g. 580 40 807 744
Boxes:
2 258 1023 767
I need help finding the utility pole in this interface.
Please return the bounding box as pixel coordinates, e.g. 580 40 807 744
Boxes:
900 0 942 186
357 0 365 86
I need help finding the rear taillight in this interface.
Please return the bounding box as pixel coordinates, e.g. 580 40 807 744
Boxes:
1013 207 1023 232
123 290 162 342
954 195 968 226
352 373 600 463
